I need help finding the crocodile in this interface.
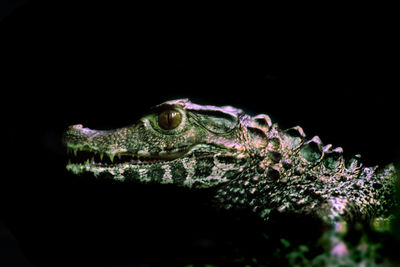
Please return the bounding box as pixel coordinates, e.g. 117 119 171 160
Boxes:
63 98 398 260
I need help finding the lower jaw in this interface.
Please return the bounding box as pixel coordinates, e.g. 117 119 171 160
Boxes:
65 158 184 181
67 160 171 170
67 159 169 168
66 155 182 171
66 162 139 177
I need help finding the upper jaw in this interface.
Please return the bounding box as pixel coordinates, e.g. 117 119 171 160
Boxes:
63 123 188 167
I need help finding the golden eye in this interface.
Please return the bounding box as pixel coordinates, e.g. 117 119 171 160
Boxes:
158 109 182 130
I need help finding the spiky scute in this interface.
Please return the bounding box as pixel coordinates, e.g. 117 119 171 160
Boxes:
215 122 398 224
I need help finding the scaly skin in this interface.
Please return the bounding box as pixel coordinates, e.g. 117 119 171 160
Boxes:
63 99 398 227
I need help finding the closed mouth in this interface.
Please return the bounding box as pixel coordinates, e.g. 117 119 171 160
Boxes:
66 146 186 167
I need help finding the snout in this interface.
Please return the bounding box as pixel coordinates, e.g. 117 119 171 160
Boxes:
63 124 101 147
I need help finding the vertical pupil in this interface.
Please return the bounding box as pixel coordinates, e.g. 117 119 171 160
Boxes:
167 111 171 125
158 109 181 130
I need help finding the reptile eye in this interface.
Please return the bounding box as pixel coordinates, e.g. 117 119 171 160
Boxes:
158 109 182 130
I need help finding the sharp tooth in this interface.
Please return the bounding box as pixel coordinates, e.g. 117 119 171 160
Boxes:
100 153 104 161
108 153 114 163
86 159 89 165
117 153 121 160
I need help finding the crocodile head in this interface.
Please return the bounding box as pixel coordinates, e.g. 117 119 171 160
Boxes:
63 99 270 188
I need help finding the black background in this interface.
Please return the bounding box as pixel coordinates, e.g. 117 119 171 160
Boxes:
1 1 399 266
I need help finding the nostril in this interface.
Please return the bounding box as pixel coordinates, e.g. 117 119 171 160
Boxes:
72 124 83 130
67 124 83 131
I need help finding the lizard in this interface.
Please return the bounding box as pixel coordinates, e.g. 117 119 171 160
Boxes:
63 98 399 262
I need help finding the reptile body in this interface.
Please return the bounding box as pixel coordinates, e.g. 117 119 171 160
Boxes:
63 98 398 236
